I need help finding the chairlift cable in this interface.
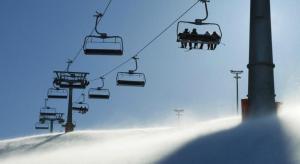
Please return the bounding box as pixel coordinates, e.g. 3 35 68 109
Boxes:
90 0 201 82
66 0 113 71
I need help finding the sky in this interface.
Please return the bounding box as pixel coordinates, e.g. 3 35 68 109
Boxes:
0 0 300 139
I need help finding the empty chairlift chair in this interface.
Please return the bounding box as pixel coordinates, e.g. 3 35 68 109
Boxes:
35 122 49 130
88 77 110 99
47 88 68 99
116 57 146 87
83 12 124 56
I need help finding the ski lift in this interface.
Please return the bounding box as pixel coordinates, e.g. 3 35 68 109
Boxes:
88 77 110 99
83 12 124 56
176 0 222 50
47 88 68 99
72 94 89 114
116 57 146 87
35 122 49 130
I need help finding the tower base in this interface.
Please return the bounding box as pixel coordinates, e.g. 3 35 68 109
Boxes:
241 99 281 121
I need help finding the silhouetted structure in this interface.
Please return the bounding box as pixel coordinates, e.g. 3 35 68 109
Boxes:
176 0 222 51
230 70 243 114
88 77 110 99
247 0 276 117
35 99 65 133
174 109 184 124
83 11 124 56
53 71 89 132
117 57 146 87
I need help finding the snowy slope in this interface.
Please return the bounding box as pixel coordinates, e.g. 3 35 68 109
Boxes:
0 110 300 164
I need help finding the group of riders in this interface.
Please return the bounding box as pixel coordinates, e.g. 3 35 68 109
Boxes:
178 28 221 50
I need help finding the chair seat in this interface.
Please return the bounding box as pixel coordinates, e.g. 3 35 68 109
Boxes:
84 49 123 55
117 80 145 87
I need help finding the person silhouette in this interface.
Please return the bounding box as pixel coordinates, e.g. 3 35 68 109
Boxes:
201 31 211 50
211 31 221 50
189 28 199 49
178 28 190 48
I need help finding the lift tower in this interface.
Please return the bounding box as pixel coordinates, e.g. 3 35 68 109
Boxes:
53 71 89 132
230 70 243 115
35 99 65 133
248 0 276 116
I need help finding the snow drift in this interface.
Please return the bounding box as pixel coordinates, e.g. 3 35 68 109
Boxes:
1 109 300 164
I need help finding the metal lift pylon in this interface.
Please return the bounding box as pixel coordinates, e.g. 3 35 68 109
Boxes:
53 70 89 133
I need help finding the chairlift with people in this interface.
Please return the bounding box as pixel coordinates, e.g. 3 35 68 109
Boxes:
72 94 89 114
176 0 222 50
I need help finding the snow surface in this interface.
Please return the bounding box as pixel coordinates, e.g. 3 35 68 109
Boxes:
1 109 300 164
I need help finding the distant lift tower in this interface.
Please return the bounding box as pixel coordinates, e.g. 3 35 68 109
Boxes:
53 71 89 132
174 109 184 124
230 70 243 114
248 0 276 116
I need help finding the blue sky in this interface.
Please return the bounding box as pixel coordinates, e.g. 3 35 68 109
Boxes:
0 0 299 139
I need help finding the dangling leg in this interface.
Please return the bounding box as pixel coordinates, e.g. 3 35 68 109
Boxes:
181 42 184 48
207 44 211 50
184 42 188 48
213 44 217 50
200 43 204 49
210 44 214 50
194 43 198 49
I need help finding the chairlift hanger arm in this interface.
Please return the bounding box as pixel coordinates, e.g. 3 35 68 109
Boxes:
99 77 105 89
94 12 104 35
129 57 139 72
94 0 113 35
199 0 209 22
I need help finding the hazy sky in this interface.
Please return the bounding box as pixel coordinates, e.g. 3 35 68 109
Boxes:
0 0 299 139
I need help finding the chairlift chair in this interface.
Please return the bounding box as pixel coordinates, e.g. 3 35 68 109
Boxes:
35 122 49 130
177 20 222 50
117 72 146 87
72 102 89 114
116 57 146 87
39 99 57 119
176 0 222 50
88 77 110 99
89 88 110 99
83 12 124 56
84 34 124 55
72 93 89 114
47 88 68 99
